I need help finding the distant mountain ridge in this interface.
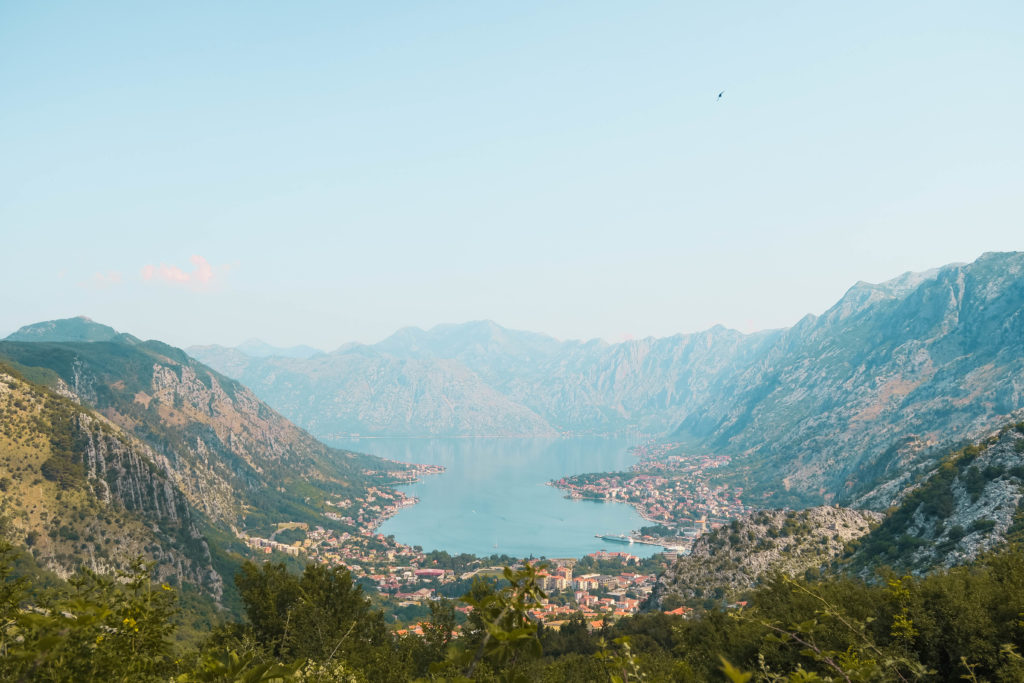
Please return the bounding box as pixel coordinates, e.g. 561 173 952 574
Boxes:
189 321 778 438
235 339 324 359
186 251 1024 506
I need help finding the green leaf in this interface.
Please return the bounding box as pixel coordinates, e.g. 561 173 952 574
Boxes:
719 656 753 683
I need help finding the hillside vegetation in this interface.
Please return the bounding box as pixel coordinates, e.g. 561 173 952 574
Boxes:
0 334 405 530
4 522 1024 681
849 421 1024 573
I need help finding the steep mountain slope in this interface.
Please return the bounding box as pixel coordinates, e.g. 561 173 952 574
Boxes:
0 362 222 596
674 251 1024 503
500 326 781 435
0 337 405 529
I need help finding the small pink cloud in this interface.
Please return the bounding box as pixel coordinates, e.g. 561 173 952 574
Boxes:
160 265 190 283
141 255 225 289
191 255 214 284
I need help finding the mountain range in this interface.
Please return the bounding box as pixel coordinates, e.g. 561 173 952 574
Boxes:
190 320 781 439
189 251 1024 505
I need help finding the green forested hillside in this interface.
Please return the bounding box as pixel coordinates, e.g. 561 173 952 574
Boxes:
4 316 129 344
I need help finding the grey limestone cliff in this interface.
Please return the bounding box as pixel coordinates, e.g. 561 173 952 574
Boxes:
647 506 881 610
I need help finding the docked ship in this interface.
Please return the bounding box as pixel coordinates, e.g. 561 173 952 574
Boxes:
595 533 633 544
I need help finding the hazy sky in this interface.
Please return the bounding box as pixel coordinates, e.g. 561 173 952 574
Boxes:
2 2 1021 349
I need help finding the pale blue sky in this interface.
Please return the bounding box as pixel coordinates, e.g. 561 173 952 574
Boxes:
2 2 1021 349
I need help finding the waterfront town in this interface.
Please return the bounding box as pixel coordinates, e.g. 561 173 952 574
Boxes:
234 442 741 631
550 442 750 540
237 460 443 562
393 551 683 636
239 509 678 631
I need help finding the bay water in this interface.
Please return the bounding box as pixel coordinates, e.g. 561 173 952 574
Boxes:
327 436 661 559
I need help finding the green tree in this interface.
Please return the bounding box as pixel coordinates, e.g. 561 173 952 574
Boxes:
442 564 547 681
232 561 405 680
235 560 303 657
286 563 388 663
1 557 178 682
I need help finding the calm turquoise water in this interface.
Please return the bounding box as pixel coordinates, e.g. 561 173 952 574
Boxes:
327 437 661 559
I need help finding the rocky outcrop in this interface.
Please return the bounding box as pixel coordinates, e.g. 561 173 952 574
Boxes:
647 506 880 609
849 423 1024 574
75 413 223 597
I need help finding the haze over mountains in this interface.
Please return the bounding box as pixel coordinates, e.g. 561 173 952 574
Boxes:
189 252 1024 505
190 320 778 439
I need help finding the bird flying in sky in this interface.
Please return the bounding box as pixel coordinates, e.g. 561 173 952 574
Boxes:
717 90 725 101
